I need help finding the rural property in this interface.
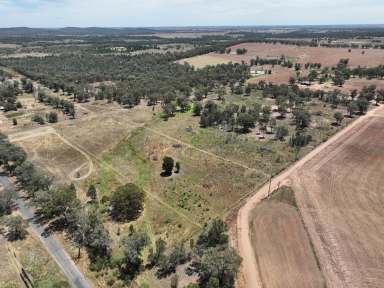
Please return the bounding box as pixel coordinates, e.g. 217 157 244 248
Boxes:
0 9 384 288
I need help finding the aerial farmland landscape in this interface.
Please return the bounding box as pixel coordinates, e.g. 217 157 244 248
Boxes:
0 1 384 288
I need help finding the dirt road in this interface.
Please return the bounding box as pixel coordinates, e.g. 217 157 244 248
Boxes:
233 105 383 288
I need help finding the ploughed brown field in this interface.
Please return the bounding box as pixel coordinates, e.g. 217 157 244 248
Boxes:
291 106 384 288
250 187 325 288
216 42 384 67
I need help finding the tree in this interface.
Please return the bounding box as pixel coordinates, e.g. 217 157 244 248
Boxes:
6 215 28 241
197 219 228 249
148 238 167 267
86 184 97 201
170 275 179 288
35 184 79 220
157 242 189 277
189 247 241 288
120 231 149 279
356 98 369 114
176 95 190 112
334 112 344 125
347 101 358 117
216 86 226 101
162 156 174 176
275 125 289 141
193 101 202 116
175 162 181 173
276 96 287 118
110 183 145 222
32 114 45 125
237 113 254 133
294 108 311 129
308 70 318 82
66 206 91 259
163 102 176 119
0 189 14 216
47 111 58 123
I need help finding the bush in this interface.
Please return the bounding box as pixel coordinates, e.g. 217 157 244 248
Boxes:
6 215 28 241
162 156 174 176
47 111 58 123
32 114 45 125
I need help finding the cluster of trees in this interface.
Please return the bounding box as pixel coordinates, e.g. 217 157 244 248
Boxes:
236 48 247 55
187 219 242 288
199 100 272 133
348 65 384 80
0 80 21 111
37 91 75 118
0 46 251 111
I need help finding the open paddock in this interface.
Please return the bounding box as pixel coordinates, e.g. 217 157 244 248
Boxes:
291 105 384 287
211 42 384 67
250 187 325 288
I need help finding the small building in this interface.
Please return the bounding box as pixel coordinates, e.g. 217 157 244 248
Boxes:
250 67 266 77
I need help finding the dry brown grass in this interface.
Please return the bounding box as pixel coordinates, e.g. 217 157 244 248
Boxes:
291 106 384 287
17 132 88 182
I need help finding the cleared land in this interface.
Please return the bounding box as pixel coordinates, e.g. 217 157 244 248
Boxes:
177 54 234 68
291 106 384 287
234 105 384 288
250 187 324 288
214 42 384 67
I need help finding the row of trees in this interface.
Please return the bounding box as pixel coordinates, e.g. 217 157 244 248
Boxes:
37 91 75 118
0 80 22 111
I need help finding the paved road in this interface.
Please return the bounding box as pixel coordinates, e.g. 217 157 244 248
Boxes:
0 176 92 288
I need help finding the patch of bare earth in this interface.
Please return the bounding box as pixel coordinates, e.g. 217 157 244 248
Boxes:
250 198 324 288
211 43 384 67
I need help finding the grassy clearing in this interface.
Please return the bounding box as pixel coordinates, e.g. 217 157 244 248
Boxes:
9 233 69 288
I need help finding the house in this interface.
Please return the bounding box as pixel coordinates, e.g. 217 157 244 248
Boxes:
250 67 266 77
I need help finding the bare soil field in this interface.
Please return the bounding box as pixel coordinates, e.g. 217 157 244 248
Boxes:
248 66 296 85
232 105 383 288
250 187 324 288
291 107 384 288
177 54 233 68
213 42 384 67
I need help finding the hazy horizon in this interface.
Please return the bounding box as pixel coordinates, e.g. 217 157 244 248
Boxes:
1 0 384 28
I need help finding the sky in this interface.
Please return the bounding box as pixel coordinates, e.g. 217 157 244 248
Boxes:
0 0 383 28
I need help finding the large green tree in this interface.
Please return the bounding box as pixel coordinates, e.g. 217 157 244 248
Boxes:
110 183 145 222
